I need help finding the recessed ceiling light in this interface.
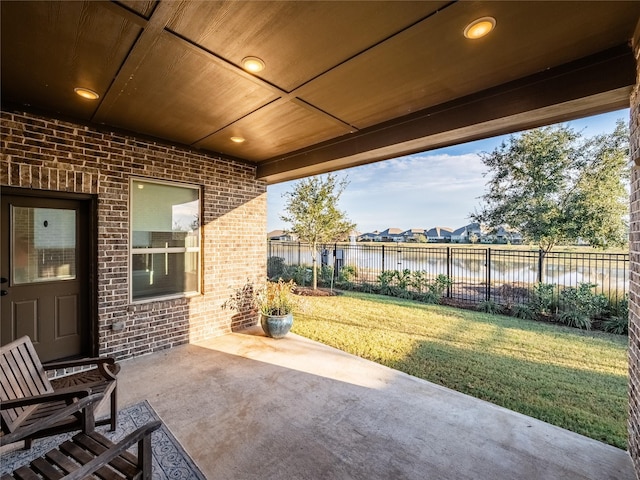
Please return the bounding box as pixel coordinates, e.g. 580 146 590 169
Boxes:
464 17 496 39
74 87 100 100
241 56 265 73
230 136 246 143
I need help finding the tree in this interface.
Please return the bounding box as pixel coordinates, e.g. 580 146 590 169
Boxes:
414 233 428 243
281 174 356 289
472 121 629 255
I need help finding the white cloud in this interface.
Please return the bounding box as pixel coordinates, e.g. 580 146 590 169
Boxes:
268 151 488 233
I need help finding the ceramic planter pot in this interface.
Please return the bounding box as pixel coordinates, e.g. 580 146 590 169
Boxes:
261 313 293 338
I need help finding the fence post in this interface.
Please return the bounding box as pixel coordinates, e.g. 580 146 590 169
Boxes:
382 245 385 272
538 249 543 283
446 246 451 298
486 248 491 301
298 242 301 266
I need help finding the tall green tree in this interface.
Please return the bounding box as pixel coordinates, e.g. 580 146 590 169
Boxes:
472 121 629 255
281 173 356 289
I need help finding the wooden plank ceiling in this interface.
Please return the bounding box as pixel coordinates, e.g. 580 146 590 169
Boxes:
2 1 639 183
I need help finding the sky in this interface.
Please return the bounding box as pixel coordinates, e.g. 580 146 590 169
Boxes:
267 109 629 234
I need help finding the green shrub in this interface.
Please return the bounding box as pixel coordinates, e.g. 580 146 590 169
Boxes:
358 282 380 294
416 274 452 304
429 274 452 298
339 265 357 283
602 295 628 335
285 265 312 286
394 270 413 298
318 265 334 286
477 299 502 314
558 309 593 330
378 270 399 296
410 270 428 293
377 270 451 303
511 303 536 320
610 295 629 318
267 256 287 280
602 315 629 335
415 291 440 304
557 283 608 330
530 283 556 316
590 293 611 317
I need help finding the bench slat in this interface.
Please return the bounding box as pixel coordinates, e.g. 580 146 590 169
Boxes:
75 433 139 478
1 337 53 436
30 457 65 480
59 440 124 480
11 465 41 480
45 448 81 475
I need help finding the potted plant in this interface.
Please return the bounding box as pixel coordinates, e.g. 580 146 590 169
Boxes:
224 279 298 338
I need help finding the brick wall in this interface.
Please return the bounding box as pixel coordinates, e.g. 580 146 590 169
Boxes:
630 18 640 479
0 110 267 360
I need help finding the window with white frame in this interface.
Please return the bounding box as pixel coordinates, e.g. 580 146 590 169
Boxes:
130 178 201 302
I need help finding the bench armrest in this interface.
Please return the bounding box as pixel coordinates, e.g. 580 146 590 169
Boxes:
1 386 94 410
0 393 104 446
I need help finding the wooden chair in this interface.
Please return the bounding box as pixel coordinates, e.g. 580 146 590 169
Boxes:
1 336 119 448
1 420 161 480
47 355 120 432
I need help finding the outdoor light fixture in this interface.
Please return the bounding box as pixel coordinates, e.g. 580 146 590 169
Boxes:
241 56 265 73
74 87 100 100
230 136 246 143
464 17 496 39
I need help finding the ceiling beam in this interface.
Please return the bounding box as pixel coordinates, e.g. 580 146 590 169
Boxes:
92 1 178 123
257 45 636 184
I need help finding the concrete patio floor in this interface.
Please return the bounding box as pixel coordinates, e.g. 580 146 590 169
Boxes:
115 326 634 479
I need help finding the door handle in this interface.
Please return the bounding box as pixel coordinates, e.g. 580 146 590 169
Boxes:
0 277 7 284
1 290 7 296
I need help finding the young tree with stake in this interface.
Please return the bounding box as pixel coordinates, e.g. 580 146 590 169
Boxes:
281 174 356 290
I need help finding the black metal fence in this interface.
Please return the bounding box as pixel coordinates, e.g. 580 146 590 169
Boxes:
267 241 629 307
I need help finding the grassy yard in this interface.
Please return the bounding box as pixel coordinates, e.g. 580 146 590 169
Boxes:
291 291 629 449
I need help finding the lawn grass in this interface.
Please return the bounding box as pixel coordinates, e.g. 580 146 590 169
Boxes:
291 291 629 449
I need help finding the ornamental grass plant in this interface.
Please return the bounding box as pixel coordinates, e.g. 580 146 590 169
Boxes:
224 279 298 316
257 279 298 316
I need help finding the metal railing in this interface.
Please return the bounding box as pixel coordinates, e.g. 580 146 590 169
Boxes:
267 241 629 306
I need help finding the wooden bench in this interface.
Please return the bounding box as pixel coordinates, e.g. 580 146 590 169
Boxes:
1 421 161 480
1 336 119 448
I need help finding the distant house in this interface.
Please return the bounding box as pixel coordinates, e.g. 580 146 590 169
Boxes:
379 228 405 242
357 230 379 242
495 226 523 244
451 223 483 243
355 224 524 244
267 230 297 242
401 228 426 242
425 226 453 243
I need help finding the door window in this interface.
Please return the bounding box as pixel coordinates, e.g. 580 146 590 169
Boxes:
11 207 76 284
